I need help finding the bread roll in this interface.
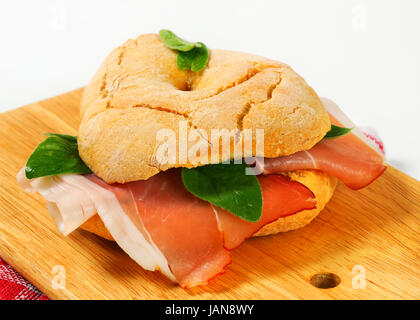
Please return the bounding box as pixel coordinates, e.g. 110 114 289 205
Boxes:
78 34 330 184
78 33 335 238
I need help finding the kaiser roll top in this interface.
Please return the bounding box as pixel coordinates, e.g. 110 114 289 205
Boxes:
78 33 330 183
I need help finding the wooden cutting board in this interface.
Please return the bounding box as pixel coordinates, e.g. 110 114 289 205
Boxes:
0 89 419 300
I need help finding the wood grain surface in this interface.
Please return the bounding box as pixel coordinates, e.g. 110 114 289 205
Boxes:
0 89 419 300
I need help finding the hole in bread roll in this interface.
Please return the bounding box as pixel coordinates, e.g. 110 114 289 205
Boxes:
310 272 341 289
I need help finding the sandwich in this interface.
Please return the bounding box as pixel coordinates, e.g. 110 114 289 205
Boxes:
17 31 386 288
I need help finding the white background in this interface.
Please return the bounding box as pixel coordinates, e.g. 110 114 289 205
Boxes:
1 0 419 179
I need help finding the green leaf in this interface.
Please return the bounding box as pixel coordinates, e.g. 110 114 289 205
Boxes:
159 29 198 52
323 124 353 139
159 29 209 72
182 162 263 222
177 42 209 72
25 134 92 179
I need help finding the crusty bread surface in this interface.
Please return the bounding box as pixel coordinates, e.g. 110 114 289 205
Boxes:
80 170 337 240
78 33 330 184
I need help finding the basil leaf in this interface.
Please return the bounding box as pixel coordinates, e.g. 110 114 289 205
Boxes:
159 29 198 52
177 42 209 72
25 134 92 179
159 29 209 72
182 162 263 222
323 124 353 139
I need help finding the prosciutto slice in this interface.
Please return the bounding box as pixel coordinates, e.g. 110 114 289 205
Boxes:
258 98 386 190
86 170 316 287
18 167 316 288
86 171 231 288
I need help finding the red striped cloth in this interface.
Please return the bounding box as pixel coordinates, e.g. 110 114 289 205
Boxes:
0 258 48 300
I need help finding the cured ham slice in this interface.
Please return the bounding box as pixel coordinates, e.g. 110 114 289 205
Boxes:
87 171 231 288
18 166 317 288
87 170 316 287
258 98 386 190
16 168 175 281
